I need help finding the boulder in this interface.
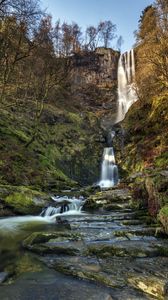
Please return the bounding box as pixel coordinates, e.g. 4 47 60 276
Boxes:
128 275 168 299
2 186 50 215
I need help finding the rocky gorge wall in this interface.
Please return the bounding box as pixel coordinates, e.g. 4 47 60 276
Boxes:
113 89 168 232
70 48 120 130
71 47 119 88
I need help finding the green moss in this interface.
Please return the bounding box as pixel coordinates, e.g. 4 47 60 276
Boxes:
4 187 46 214
5 192 34 214
14 253 43 276
155 152 168 168
13 130 29 143
0 94 103 188
121 91 168 177
67 112 82 125
159 205 168 216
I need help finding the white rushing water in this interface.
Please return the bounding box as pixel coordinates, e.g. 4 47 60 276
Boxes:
98 49 137 188
115 49 137 124
41 196 86 219
0 196 85 233
98 147 119 188
0 215 52 233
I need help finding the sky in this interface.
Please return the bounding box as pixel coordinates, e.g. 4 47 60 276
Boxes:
40 0 153 52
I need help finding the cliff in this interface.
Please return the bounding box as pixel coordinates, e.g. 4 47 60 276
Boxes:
71 48 120 130
71 48 119 89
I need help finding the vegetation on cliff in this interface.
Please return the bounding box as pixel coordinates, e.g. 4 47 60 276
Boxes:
118 0 168 225
120 0 168 173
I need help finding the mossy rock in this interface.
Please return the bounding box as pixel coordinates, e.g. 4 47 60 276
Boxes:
23 231 84 255
4 187 49 215
23 231 82 247
87 240 164 258
128 274 168 299
158 205 168 235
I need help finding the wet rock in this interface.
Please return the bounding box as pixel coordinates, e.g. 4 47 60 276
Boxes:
55 217 71 230
41 255 125 288
113 227 157 238
86 189 132 210
122 219 145 225
23 231 84 255
104 202 131 211
128 275 168 299
87 240 167 258
0 272 8 283
0 269 114 300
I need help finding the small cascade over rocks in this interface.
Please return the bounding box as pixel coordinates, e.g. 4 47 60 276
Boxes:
98 147 119 189
41 196 86 218
0 196 85 233
115 49 137 124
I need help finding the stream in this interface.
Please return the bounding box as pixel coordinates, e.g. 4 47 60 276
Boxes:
0 190 168 300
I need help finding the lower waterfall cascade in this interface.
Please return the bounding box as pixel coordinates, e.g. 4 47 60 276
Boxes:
98 147 119 188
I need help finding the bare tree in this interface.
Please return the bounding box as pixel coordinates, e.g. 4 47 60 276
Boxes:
71 22 82 52
85 25 97 51
98 20 116 48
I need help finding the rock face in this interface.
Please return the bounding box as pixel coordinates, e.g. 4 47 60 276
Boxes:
127 171 168 234
71 48 120 131
71 48 119 88
85 188 132 210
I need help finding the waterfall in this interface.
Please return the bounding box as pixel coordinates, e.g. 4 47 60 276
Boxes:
115 49 137 124
0 196 86 233
98 49 137 188
41 196 86 218
98 147 119 188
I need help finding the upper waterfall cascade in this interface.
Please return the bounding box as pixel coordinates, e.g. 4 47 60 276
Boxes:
115 49 137 124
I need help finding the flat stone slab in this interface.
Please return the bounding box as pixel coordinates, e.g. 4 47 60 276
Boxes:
23 231 84 255
86 189 132 210
86 240 168 258
41 255 125 288
0 269 114 300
